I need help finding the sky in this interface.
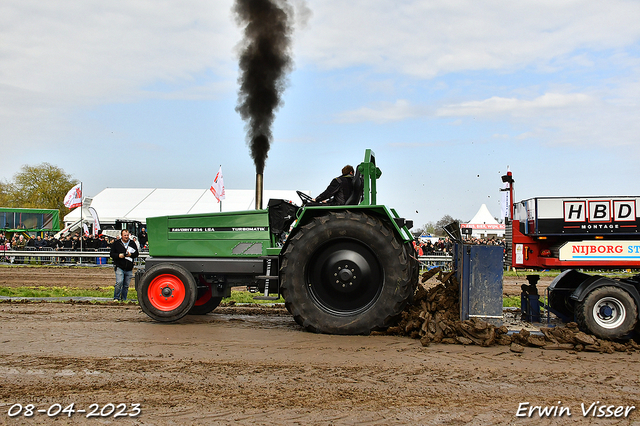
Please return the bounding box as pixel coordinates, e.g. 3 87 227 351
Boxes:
2 0 640 230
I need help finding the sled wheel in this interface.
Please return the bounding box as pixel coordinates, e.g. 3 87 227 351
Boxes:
138 263 197 322
281 211 416 334
577 286 638 339
188 282 223 315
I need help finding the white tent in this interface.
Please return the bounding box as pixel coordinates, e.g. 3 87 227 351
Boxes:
64 188 308 227
461 204 505 238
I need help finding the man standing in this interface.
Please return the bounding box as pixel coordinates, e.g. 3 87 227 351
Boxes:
110 229 138 301
138 227 148 249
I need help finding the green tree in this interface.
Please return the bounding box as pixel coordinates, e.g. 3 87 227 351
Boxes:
435 214 462 236
411 221 437 237
0 182 9 207
424 222 437 235
1 163 78 215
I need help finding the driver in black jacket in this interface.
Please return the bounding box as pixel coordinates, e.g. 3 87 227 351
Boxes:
313 165 354 206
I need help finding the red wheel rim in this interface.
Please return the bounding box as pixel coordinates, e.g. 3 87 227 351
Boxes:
148 274 186 311
194 287 212 306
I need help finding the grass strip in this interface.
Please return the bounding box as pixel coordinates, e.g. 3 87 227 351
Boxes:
503 296 521 308
0 287 284 304
0 286 118 298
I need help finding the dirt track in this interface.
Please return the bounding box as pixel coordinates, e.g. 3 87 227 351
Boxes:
0 267 638 425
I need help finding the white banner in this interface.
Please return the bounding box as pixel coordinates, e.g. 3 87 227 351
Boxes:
559 240 640 262
501 181 510 220
461 223 505 230
88 207 101 235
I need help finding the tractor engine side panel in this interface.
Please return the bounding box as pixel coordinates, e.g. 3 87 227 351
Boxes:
147 210 273 258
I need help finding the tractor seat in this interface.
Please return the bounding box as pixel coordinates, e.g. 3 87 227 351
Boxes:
345 168 364 205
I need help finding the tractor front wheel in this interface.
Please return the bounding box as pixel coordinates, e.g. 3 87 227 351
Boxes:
281 211 416 334
138 263 197 322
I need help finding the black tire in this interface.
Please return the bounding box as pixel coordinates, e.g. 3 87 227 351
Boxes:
548 289 575 319
138 263 197 322
280 211 417 334
188 283 223 315
576 286 638 339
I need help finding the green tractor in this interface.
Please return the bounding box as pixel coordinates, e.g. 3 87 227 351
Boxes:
136 149 419 334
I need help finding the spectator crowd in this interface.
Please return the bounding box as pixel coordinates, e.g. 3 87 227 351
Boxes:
413 236 505 256
413 237 454 256
0 231 148 252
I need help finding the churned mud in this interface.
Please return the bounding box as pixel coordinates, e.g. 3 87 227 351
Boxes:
0 266 638 425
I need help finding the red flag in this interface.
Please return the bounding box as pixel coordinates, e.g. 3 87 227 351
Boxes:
210 166 225 202
63 183 82 208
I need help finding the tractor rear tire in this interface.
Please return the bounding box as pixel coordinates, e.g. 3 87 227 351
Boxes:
281 211 417 335
576 286 638 340
138 263 197 322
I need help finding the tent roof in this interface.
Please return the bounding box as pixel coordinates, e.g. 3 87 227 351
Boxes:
467 204 499 225
64 188 307 224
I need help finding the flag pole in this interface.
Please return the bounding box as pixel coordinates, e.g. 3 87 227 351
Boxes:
79 182 83 257
219 165 222 213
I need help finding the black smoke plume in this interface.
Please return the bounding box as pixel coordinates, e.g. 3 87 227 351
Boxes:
234 0 294 174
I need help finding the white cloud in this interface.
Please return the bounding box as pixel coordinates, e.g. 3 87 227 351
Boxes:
2 0 640 159
0 0 242 146
338 99 427 123
437 93 594 118
299 0 640 77
1 1 239 100
437 90 640 148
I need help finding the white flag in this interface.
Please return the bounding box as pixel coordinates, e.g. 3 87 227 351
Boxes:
89 207 101 235
210 166 225 202
63 183 82 209
83 223 90 237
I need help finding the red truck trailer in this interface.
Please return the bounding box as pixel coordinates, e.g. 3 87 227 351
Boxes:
503 172 639 339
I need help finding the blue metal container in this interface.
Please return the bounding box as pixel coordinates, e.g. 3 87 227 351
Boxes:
455 244 504 326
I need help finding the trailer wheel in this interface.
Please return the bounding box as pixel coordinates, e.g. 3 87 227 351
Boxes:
188 284 223 315
548 289 575 319
576 286 638 339
281 211 416 334
138 263 197 322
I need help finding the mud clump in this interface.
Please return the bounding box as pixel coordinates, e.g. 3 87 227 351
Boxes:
377 268 640 353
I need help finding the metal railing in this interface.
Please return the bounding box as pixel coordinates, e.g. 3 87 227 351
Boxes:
0 247 149 266
0 248 452 270
418 253 453 270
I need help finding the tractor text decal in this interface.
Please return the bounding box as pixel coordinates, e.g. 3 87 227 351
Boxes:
169 227 268 232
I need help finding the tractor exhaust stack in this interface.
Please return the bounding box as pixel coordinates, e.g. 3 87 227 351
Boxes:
255 173 263 210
